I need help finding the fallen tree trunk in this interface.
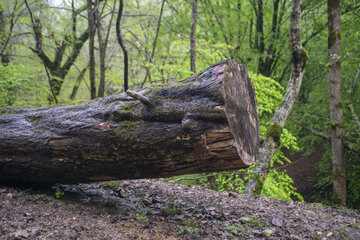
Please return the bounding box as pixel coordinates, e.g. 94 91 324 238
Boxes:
0 60 259 184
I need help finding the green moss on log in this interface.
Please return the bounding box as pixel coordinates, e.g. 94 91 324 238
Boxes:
266 124 283 142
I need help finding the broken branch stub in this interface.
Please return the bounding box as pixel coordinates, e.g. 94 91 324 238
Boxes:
0 59 259 184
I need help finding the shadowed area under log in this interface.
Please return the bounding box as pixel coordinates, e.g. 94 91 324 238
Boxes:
0 60 259 184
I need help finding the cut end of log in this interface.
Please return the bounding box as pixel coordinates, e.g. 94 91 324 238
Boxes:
222 60 260 165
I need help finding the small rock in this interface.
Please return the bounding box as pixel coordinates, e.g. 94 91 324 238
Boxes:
141 198 151 205
228 192 238 198
251 229 263 235
287 202 295 208
7 193 13 199
117 188 127 198
223 221 231 227
326 232 334 237
207 206 216 211
11 229 30 239
263 228 275 237
272 216 283 227
239 216 251 223
291 234 302 240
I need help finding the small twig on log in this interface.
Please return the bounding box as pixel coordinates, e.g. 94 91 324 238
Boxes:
126 90 153 107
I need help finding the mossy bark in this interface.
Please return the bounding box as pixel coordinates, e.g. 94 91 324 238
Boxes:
328 0 346 206
0 60 259 185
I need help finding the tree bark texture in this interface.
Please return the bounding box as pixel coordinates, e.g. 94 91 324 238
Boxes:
244 0 307 195
190 0 197 73
328 0 346 206
0 60 259 185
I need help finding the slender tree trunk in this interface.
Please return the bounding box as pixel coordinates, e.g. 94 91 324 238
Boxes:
261 0 280 77
141 0 165 88
96 0 106 98
70 66 88 100
190 0 197 73
328 0 346 206
251 0 265 74
87 0 97 99
244 0 307 195
0 1 17 64
249 18 253 49
116 0 128 92
97 0 117 97
345 64 360 135
24 0 58 104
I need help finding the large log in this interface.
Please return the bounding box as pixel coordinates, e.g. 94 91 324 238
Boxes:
0 60 259 184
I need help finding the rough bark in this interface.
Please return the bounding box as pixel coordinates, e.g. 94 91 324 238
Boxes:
0 60 259 185
190 0 197 73
244 0 307 195
328 0 346 206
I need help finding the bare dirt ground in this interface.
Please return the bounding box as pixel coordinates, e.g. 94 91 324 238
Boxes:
1 179 359 239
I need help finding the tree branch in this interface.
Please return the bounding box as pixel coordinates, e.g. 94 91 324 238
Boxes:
24 0 57 104
116 0 129 92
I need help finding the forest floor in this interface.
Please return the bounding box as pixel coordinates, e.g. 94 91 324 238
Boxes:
1 179 359 240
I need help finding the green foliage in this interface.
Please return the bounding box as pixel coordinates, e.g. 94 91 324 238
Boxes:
262 169 304 201
0 64 49 107
244 216 266 228
144 39 232 83
135 213 149 222
249 73 284 117
221 216 266 238
55 189 64 199
103 180 121 188
215 170 246 193
163 204 178 215
177 217 199 236
105 198 119 207
266 124 283 142
223 224 246 238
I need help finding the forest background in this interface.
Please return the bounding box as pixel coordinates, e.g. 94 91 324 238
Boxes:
0 0 359 209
